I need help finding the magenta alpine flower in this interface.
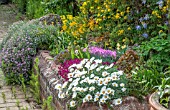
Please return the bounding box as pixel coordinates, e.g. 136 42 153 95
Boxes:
58 58 82 81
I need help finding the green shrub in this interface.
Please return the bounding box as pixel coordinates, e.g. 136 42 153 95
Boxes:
135 24 170 72
12 0 79 19
128 66 168 99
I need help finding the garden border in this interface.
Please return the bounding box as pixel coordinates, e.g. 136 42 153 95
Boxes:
34 50 151 110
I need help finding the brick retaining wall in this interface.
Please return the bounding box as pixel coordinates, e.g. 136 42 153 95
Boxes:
34 50 150 110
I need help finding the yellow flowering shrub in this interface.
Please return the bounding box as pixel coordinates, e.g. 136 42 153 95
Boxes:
59 0 168 49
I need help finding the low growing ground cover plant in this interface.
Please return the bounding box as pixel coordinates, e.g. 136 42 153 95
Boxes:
55 57 128 109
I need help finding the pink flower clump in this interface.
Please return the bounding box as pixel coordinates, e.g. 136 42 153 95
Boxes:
58 58 82 81
85 46 117 59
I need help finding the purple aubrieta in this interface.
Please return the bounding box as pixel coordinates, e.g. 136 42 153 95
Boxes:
139 17 143 22
156 0 163 8
142 23 147 29
144 14 149 20
142 0 146 4
142 33 149 38
136 25 141 30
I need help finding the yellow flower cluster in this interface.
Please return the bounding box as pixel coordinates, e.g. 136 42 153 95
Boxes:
161 5 168 13
116 43 126 50
117 30 124 36
60 0 131 47
60 15 87 39
152 10 161 18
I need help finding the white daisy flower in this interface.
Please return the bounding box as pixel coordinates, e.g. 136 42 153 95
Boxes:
109 63 114 68
81 69 87 75
72 87 77 92
76 64 83 70
79 88 85 92
75 50 79 55
68 73 74 78
103 95 109 100
90 63 98 70
88 79 95 84
80 80 84 84
90 57 95 63
66 90 69 95
72 92 77 98
106 77 112 82
71 80 79 87
74 73 81 78
112 82 118 87
69 78 73 82
85 61 91 69
105 66 110 70
106 88 112 94
68 85 73 91
58 92 65 99
80 59 88 65
86 94 92 101
111 75 118 80
96 92 100 97
99 65 104 69
69 64 77 69
84 87 88 91
75 87 80 91
89 86 95 91
98 78 104 86
102 71 109 77
100 97 106 103
70 100 76 107
103 80 109 85
96 67 101 72
83 98 87 103
94 97 99 102
120 83 125 87
94 59 102 64
121 88 127 92
111 89 115 95
55 84 62 90
90 74 95 78
62 82 68 89
82 75 85 79
69 67 74 72
113 98 122 105
94 76 99 81
117 71 123 76
84 77 90 82
111 72 117 76
100 86 107 95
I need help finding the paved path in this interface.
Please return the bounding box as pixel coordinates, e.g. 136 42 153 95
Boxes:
0 69 42 110
0 4 42 110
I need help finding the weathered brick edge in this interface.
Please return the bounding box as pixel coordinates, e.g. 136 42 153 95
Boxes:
34 50 151 110
34 50 67 110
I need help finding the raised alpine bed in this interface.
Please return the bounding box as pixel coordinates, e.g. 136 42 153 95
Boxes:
33 50 150 110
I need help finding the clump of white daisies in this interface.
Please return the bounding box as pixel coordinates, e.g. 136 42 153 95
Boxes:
55 57 128 108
